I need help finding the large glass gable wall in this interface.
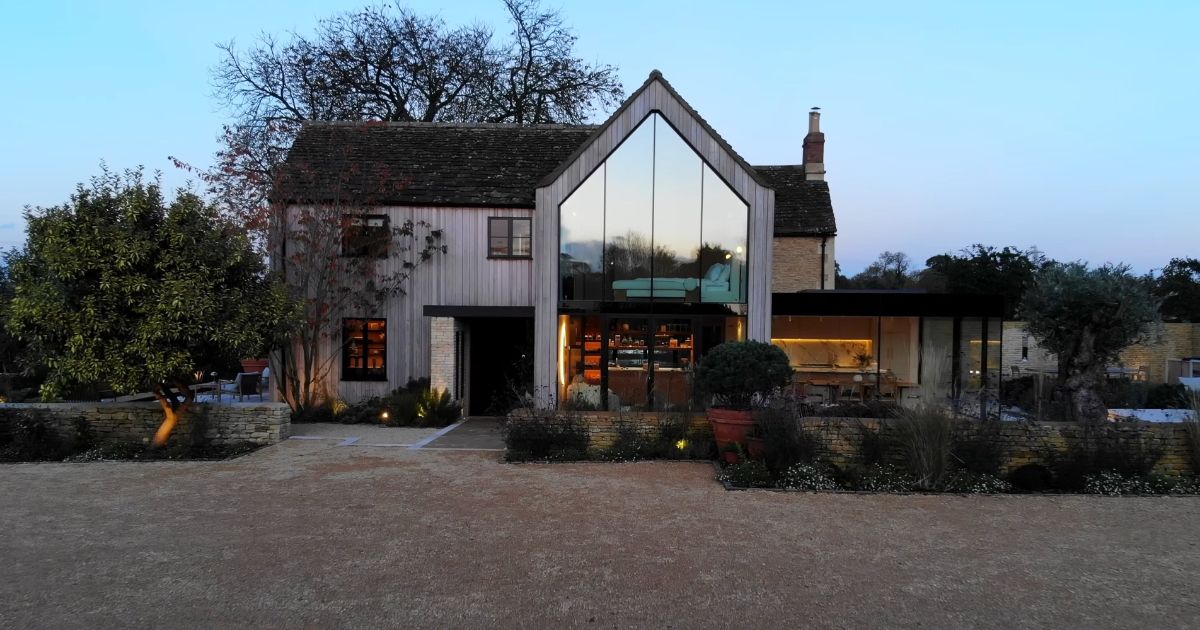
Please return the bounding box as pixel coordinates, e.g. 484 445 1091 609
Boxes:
559 113 749 304
558 113 750 410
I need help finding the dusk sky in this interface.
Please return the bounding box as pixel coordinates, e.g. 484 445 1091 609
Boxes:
2 0 1196 273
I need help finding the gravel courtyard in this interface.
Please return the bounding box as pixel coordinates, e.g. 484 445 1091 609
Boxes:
2 439 1198 629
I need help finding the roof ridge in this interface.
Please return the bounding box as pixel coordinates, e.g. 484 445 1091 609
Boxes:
537 70 770 188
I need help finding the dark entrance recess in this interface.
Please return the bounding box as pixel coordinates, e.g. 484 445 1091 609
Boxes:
466 317 534 416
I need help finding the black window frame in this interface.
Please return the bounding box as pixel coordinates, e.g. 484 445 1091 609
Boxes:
342 317 388 381
487 216 532 259
341 214 391 259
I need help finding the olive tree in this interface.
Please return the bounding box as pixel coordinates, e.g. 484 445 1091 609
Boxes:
1021 262 1160 423
7 168 296 445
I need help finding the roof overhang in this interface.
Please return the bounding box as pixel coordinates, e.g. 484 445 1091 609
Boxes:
772 291 1005 318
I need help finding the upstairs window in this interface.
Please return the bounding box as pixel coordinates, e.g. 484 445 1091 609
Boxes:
488 217 532 259
342 318 387 381
341 214 390 258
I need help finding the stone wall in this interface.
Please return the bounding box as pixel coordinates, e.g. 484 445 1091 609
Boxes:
796 417 1195 476
772 236 835 292
0 402 291 447
510 409 711 450
429 316 458 399
1002 321 1200 383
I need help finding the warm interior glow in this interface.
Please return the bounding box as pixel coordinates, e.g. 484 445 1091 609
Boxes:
558 316 568 388
771 338 875 344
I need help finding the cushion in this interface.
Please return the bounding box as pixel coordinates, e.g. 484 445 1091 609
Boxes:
717 263 731 282
704 263 725 281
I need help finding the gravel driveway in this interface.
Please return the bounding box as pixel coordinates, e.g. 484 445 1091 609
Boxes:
1 440 1198 629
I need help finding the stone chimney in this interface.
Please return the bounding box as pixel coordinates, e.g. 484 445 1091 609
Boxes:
803 107 826 181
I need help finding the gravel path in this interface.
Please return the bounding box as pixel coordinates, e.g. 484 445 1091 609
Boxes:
1 441 1198 629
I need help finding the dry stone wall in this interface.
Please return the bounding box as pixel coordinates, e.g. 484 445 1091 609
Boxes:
0 402 290 447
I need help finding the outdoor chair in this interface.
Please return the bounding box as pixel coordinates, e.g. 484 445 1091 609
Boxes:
233 372 263 402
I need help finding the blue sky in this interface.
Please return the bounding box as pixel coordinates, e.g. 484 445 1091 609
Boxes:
2 0 1196 273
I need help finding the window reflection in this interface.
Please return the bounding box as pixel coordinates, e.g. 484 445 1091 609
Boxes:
558 112 748 305
651 117 703 301
560 164 605 300
701 165 747 303
604 119 655 301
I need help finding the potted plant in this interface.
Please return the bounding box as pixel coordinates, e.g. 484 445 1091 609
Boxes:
695 341 793 453
240 358 269 374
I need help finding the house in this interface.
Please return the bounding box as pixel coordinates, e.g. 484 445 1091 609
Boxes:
276 70 1002 413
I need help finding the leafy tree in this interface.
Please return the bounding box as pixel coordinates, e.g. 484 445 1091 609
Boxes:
0 261 24 375
190 0 623 231
922 245 1047 318
1154 257 1200 322
1021 262 1160 423
6 168 296 445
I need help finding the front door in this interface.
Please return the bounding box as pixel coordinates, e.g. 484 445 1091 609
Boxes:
467 317 533 416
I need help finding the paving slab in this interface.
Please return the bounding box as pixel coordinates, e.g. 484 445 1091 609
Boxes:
421 417 505 450
289 422 438 446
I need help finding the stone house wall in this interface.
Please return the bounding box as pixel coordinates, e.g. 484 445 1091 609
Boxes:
1002 321 1200 383
772 236 836 292
0 402 291 448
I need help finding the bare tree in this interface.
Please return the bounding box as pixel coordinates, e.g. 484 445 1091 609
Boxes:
194 0 622 233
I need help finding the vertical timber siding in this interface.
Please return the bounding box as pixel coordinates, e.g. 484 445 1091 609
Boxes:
291 205 534 402
533 79 775 405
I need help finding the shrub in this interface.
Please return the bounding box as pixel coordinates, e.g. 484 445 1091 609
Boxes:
1083 471 1153 496
813 401 901 419
943 470 1012 494
756 403 819 475
855 422 891 465
840 463 914 492
0 410 69 461
291 403 334 424
950 420 1004 476
597 417 655 461
1146 473 1200 495
717 460 772 488
891 404 954 490
415 388 461 427
1008 463 1054 492
777 463 838 491
694 341 792 410
503 410 590 461
1185 393 1200 474
1051 426 1163 491
1145 383 1189 409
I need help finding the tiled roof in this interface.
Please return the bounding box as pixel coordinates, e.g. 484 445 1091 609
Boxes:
278 121 836 236
278 122 597 208
753 166 837 236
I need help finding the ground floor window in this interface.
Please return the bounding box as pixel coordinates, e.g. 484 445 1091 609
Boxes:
558 312 745 410
343 318 387 381
772 315 1000 405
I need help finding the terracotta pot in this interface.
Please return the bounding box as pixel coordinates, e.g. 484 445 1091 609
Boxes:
708 407 756 454
240 358 269 374
722 450 741 465
746 436 765 461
